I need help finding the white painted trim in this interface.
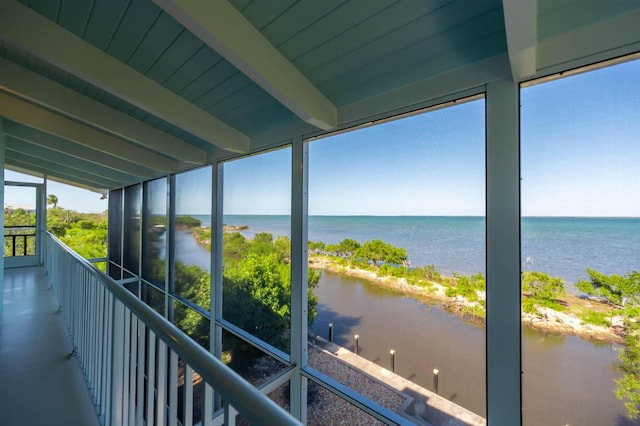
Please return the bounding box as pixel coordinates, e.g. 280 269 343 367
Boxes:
486 81 521 426
502 0 537 79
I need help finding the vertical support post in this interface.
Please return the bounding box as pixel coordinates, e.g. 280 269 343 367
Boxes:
390 350 395 372
290 136 309 422
486 81 521 426
354 335 359 355
110 299 126 425
167 175 176 322
0 118 4 317
211 162 224 410
328 323 333 342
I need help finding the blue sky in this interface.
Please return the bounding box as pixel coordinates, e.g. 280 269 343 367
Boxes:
521 59 640 217
5 58 639 217
4 171 108 213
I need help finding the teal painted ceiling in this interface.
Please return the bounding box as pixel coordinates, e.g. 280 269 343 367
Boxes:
1 0 639 192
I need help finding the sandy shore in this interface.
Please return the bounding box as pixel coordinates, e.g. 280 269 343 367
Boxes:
309 256 624 344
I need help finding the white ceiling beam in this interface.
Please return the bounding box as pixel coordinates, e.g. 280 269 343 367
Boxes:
154 0 337 131
4 120 158 180
0 92 177 172
0 0 249 153
502 0 537 80
0 59 205 164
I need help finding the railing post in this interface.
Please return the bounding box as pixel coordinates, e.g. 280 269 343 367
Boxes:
110 299 126 425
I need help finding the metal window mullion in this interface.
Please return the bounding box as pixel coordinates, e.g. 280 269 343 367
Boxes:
211 162 223 411
486 81 522 425
167 175 176 322
290 136 309 422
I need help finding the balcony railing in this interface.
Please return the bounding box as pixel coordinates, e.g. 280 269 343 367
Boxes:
4 225 36 257
44 232 299 426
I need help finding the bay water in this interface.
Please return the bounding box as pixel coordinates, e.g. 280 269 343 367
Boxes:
181 215 639 424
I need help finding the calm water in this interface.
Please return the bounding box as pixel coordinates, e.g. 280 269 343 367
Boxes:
181 215 639 424
218 215 640 283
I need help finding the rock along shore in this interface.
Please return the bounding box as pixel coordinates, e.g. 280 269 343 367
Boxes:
308 256 624 345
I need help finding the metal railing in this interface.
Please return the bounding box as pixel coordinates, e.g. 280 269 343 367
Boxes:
44 232 300 426
4 225 36 256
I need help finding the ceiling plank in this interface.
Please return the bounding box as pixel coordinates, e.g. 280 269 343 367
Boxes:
0 92 177 172
0 58 206 164
5 154 115 191
5 148 125 189
154 0 337 131
339 54 510 125
502 0 537 80
0 0 249 153
5 137 139 185
537 7 640 72
4 120 158 179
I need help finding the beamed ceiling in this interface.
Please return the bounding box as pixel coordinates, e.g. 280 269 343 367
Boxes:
1 0 640 194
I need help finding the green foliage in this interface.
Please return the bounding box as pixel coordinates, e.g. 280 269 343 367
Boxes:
308 240 325 253
444 272 485 302
4 203 108 259
577 268 640 306
174 230 320 365
355 239 407 267
579 310 611 327
47 194 58 208
522 271 566 311
444 287 457 298
578 269 640 418
325 238 361 259
522 297 537 314
617 330 640 419
175 215 202 228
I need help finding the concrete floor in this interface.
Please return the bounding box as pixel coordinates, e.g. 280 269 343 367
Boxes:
0 266 100 426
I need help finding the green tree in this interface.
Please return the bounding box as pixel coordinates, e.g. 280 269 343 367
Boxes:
355 239 407 267
47 194 58 208
577 268 640 305
617 314 640 419
522 271 566 308
578 269 640 418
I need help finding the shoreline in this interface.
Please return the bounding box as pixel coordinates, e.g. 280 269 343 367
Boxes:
309 255 624 345
189 226 625 345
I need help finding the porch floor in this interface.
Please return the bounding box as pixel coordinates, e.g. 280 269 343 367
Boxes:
0 266 100 426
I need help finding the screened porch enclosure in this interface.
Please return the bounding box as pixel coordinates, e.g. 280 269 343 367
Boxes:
2 0 640 425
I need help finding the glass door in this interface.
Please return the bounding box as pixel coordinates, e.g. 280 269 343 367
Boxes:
4 182 43 268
